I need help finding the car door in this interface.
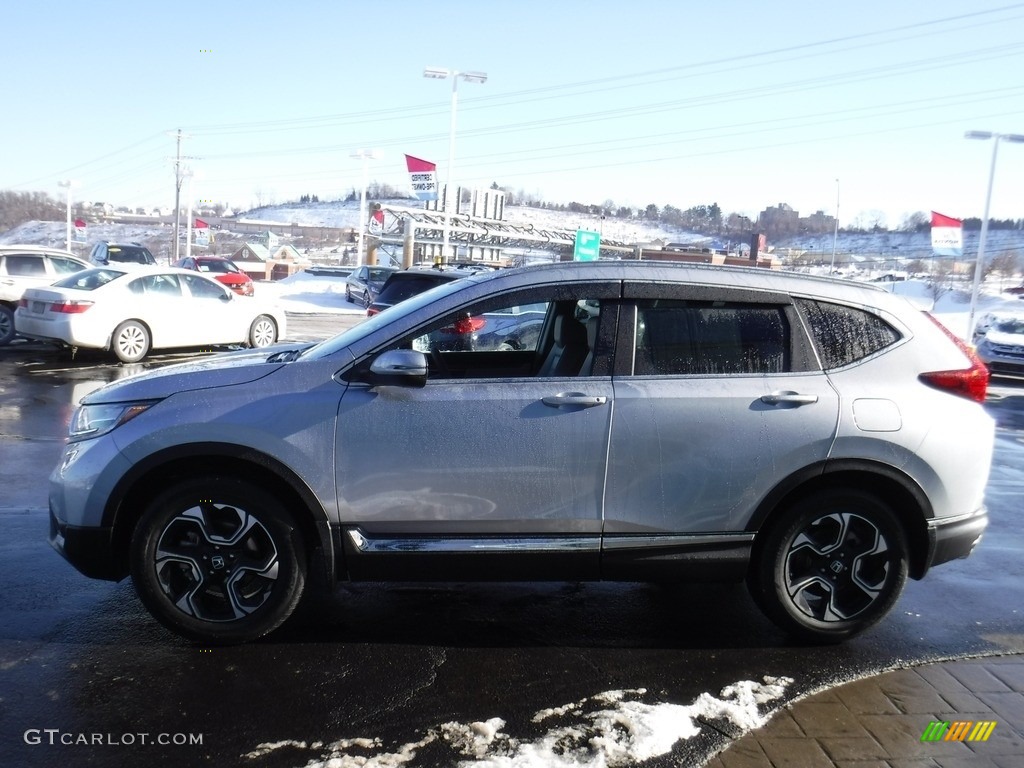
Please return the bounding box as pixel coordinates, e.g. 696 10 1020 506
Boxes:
334 282 620 581
124 273 187 348
601 284 840 579
178 273 245 345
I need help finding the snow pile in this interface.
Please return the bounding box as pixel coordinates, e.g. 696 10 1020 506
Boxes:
241 677 792 768
256 270 364 316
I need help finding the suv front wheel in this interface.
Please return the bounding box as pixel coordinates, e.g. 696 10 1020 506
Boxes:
749 489 909 643
129 478 307 644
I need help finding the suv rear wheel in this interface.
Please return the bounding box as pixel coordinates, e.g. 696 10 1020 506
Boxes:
129 478 307 644
749 489 908 642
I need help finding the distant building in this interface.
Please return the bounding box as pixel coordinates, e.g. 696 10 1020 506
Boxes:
757 203 835 238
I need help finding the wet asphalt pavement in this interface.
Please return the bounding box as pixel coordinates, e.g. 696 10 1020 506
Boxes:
1 318 1023 768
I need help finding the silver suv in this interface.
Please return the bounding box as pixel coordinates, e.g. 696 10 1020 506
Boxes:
0 245 89 345
48 262 995 644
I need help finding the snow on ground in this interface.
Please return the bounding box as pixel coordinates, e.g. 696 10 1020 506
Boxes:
255 270 365 316
874 279 1024 339
242 678 792 768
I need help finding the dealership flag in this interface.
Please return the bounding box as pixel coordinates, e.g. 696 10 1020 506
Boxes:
405 154 438 201
931 211 962 257
194 218 210 248
73 218 87 243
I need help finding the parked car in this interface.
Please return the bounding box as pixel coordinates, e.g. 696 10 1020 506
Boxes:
15 266 285 362
173 255 255 296
366 263 496 316
47 262 993 644
88 241 157 269
345 265 397 308
973 313 1024 376
0 245 90 345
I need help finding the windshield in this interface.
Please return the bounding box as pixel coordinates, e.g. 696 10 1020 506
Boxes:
367 267 395 282
993 318 1024 335
198 259 239 274
53 268 126 290
302 276 472 360
108 246 155 264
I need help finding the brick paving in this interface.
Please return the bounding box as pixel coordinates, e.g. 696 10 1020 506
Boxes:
705 656 1024 768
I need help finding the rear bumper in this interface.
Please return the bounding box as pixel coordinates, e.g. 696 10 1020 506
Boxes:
924 507 988 573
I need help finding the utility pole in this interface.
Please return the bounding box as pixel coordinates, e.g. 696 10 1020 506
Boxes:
173 129 183 263
170 129 199 264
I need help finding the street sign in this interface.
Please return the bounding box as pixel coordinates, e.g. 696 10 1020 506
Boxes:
574 229 600 261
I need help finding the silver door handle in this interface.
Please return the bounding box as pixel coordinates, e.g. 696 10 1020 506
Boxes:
542 393 608 408
760 392 819 405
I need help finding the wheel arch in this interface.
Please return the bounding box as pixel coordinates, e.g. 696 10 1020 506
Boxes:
103 442 337 585
747 460 933 580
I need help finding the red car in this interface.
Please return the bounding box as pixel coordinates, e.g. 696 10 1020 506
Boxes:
173 256 255 296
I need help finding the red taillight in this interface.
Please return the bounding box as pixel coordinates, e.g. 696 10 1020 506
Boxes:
451 316 486 334
49 301 94 314
918 313 989 403
18 298 28 308
366 307 380 317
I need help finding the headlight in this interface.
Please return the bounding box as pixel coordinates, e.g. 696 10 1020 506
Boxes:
68 402 158 442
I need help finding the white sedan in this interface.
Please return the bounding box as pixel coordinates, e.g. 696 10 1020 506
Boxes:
15 266 287 362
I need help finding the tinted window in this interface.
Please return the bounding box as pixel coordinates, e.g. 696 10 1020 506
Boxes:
796 299 900 369
375 274 457 305
634 300 788 375
3 255 46 276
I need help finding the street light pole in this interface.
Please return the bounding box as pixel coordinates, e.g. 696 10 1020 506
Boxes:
351 149 378 267
57 180 75 251
964 130 1024 339
829 178 840 274
424 67 487 262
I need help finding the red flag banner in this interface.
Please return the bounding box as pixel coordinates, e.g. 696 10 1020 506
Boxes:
194 218 209 228
931 211 962 257
405 154 438 201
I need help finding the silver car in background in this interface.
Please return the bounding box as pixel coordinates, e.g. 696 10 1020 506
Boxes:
47 262 994 644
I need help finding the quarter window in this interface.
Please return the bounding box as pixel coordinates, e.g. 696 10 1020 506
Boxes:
796 299 900 369
633 300 789 375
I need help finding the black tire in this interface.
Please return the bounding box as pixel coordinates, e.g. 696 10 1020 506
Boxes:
748 489 908 643
248 315 277 348
345 285 352 302
0 304 15 346
362 291 372 309
112 320 150 363
129 477 307 644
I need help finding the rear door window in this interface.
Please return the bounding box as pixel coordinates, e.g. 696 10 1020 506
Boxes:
3 255 47 276
633 300 789 375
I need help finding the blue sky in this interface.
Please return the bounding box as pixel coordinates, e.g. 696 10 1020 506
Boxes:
4 0 1024 228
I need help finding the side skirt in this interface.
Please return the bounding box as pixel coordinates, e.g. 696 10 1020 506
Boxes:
338 528 753 583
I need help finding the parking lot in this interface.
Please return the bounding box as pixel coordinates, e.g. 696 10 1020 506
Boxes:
1 313 1023 767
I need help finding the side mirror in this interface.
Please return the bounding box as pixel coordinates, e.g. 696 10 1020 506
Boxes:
368 349 428 387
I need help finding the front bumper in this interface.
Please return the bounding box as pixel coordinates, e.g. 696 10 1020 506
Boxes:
925 507 988 572
49 508 123 581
